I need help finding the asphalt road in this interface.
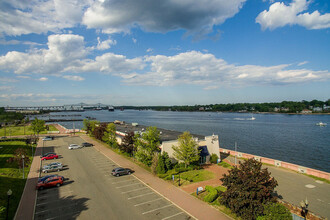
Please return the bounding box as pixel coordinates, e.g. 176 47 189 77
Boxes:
34 136 193 220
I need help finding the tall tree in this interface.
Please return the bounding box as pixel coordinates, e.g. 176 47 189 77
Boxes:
135 126 160 166
30 118 45 136
102 123 118 148
120 131 135 155
172 131 200 168
220 159 278 220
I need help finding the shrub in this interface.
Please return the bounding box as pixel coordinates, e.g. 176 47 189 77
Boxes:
257 203 292 220
203 185 219 203
210 153 219 164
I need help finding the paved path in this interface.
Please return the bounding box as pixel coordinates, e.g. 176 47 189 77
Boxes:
79 134 232 220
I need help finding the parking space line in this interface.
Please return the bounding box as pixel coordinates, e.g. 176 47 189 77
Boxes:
37 191 73 200
162 212 184 220
142 204 173 215
112 179 136 184
128 192 154 200
45 211 81 220
35 203 78 215
134 198 163 206
116 183 141 189
122 187 148 194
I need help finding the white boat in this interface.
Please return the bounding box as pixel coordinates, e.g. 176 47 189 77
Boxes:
251 116 256 120
316 122 327 126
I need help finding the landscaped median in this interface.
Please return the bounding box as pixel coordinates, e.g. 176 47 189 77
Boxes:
0 140 36 219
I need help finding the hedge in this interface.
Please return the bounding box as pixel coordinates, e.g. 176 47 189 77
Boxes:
203 185 219 203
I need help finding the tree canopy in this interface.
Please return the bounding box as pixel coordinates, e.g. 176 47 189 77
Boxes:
220 159 278 220
30 118 45 135
103 123 118 148
135 126 160 166
172 131 200 168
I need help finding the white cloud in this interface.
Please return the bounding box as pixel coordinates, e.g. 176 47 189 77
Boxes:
256 0 330 30
132 38 137 43
82 0 246 37
146 48 153 53
118 51 330 88
0 0 91 36
63 75 84 81
297 61 308 66
96 37 116 50
39 77 48 81
0 86 13 91
0 34 145 77
0 77 18 83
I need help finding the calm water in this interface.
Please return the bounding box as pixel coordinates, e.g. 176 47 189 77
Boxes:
41 110 330 172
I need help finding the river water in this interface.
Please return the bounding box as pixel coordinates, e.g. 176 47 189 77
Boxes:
40 110 330 172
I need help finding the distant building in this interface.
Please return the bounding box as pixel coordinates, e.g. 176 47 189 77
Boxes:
313 107 323 112
301 109 312 114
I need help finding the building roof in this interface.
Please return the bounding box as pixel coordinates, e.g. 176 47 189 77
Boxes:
114 122 205 142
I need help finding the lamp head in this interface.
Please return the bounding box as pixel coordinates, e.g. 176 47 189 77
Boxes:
7 189 12 196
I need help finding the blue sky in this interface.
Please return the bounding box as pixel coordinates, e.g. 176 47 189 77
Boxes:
0 0 329 106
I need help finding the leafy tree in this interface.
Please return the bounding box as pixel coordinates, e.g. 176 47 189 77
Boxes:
257 202 292 220
30 118 45 135
151 153 159 174
156 153 166 174
7 148 31 169
163 152 172 171
103 123 118 148
134 126 160 166
120 131 135 155
93 123 107 140
172 131 200 168
219 159 278 220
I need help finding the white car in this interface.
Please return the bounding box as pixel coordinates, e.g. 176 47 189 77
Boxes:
68 144 82 150
42 136 53 141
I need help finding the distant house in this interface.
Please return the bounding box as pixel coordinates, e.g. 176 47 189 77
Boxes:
161 134 220 164
301 109 312 114
313 107 323 112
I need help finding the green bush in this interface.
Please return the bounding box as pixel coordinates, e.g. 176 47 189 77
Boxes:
210 153 219 164
203 185 219 203
257 202 292 220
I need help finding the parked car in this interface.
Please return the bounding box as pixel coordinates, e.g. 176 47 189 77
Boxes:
111 167 134 177
43 162 62 168
42 136 54 141
36 175 64 190
38 174 60 183
81 142 93 147
40 152 56 158
41 153 58 160
68 144 82 150
42 164 63 173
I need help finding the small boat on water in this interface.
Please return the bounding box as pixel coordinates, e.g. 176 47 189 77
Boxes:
108 106 114 111
251 116 256 120
316 122 327 126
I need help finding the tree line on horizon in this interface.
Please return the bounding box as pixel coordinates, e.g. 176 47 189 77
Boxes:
117 99 330 113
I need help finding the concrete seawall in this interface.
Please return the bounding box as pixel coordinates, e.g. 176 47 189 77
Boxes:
220 147 330 180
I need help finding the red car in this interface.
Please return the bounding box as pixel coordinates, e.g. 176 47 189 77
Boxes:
36 175 64 190
41 153 58 160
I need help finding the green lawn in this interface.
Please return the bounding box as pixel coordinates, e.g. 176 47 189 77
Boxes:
161 169 215 186
0 141 35 219
0 124 58 136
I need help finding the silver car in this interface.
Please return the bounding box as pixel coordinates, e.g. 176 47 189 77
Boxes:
68 144 82 150
43 162 62 169
42 164 63 173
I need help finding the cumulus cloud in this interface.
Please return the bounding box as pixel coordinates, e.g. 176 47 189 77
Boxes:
96 37 116 50
0 0 90 36
297 61 308 66
82 0 246 36
256 0 330 30
118 51 330 89
0 34 145 77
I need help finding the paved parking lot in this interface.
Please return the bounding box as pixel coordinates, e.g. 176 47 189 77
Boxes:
34 136 193 220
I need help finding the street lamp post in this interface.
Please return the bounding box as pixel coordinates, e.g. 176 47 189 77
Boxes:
6 189 12 220
22 155 25 179
300 198 309 219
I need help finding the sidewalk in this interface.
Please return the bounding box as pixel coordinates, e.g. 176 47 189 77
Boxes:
14 139 43 220
79 134 232 220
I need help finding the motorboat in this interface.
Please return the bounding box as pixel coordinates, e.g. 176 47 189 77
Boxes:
316 122 327 126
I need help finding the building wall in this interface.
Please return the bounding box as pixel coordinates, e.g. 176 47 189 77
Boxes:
161 135 220 163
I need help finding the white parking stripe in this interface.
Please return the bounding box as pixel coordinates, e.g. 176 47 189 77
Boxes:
116 183 141 189
162 212 184 220
142 204 173 215
128 192 154 200
112 179 136 184
134 198 163 206
122 187 148 194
